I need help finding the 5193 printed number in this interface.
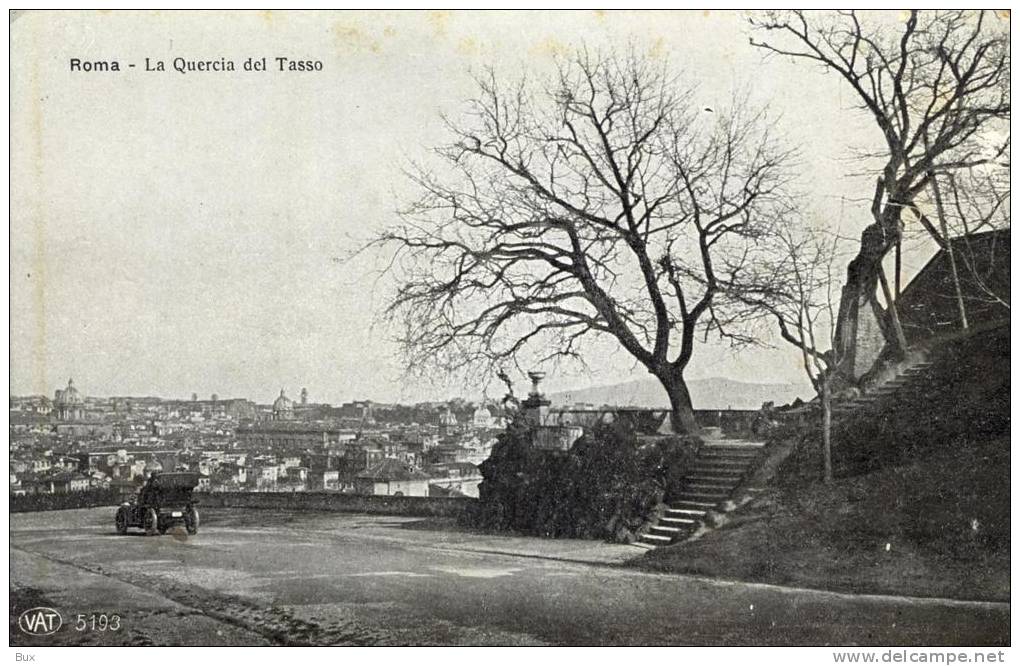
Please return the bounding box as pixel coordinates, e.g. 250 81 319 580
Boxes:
75 614 121 632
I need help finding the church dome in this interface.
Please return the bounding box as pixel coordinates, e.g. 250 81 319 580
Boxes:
472 404 494 428
272 389 294 420
273 389 293 410
56 378 82 406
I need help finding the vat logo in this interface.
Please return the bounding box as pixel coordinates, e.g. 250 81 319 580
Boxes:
18 607 62 636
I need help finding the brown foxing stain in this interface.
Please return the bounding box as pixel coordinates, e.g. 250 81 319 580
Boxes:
997 10 1009 19
332 22 381 54
529 36 569 58
649 36 666 59
28 18 48 394
426 10 450 39
593 10 607 21
456 37 480 56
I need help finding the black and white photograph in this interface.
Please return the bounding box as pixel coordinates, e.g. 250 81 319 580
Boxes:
7 9 1011 653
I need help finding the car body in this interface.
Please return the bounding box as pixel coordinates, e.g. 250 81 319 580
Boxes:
115 472 201 536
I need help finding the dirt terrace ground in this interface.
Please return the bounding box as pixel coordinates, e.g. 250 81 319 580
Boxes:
10 507 1009 646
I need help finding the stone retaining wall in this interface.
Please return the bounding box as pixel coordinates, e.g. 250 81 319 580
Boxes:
10 489 121 513
195 491 476 517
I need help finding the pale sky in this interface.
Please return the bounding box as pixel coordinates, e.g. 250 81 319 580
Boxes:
9 10 941 404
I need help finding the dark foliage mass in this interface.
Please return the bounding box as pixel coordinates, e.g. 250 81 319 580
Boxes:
776 323 1009 482
473 422 698 542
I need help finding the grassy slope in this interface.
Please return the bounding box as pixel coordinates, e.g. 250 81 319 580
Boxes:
633 435 1009 602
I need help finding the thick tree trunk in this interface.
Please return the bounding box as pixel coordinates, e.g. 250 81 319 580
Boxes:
657 370 700 436
877 266 908 351
833 215 908 378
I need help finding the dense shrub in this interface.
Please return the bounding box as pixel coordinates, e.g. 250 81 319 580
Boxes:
775 325 1009 484
473 420 698 542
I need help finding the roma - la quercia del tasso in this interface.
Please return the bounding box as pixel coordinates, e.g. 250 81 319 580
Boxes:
69 56 324 73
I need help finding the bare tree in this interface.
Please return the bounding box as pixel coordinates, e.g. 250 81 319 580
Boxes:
373 50 793 433
925 162 1011 314
746 225 845 482
750 10 1010 376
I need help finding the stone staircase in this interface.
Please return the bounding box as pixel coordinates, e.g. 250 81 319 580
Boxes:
831 359 935 417
636 437 766 548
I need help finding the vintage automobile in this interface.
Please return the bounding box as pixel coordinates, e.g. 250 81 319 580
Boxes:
115 472 200 536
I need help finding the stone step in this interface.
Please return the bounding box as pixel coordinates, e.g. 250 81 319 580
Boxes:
677 491 730 501
700 451 760 459
702 438 765 445
665 508 707 517
695 459 755 467
694 461 755 469
700 444 764 452
638 533 672 543
660 515 699 524
690 466 747 475
669 500 717 509
693 459 750 466
684 482 734 491
650 524 685 534
688 472 744 482
685 474 741 484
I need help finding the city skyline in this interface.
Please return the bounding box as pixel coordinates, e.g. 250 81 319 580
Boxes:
10 10 938 404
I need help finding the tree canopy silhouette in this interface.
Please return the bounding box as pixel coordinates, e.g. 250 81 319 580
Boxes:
374 50 794 432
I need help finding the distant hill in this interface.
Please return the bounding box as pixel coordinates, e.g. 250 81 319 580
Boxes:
549 376 810 411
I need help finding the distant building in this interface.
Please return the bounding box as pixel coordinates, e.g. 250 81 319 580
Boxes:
425 462 482 497
272 389 294 421
236 421 357 450
10 395 52 415
472 404 494 429
354 458 429 496
438 407 458 435
339 401 375 423
53 378 85 421
23 470 90 494
54 422 114 438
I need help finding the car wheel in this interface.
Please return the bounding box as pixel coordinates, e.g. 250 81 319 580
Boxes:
115 508 128 535
144 508 159 536
186 507 199 535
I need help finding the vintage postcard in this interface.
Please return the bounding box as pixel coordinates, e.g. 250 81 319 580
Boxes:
8 9 1010 655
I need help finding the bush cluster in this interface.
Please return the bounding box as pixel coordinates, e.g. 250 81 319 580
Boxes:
473 421 698 542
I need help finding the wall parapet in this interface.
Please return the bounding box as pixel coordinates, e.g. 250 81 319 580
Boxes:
194 491 475 517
